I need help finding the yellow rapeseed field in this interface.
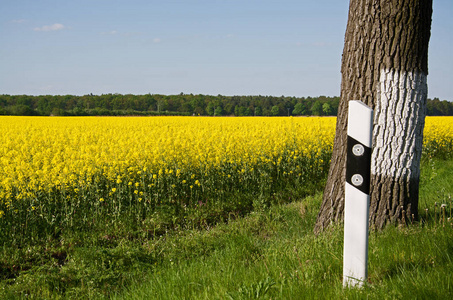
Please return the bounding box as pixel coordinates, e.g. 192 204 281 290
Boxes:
0 116 335 207
422 117 453 157
0 116 452 212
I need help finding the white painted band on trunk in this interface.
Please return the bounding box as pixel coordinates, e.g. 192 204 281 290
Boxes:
371 69 427 178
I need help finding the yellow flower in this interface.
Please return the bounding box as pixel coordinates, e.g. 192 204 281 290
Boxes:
99 198 104 202
1 115 449 211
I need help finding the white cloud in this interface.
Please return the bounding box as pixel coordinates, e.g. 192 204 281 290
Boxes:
33 23 65 32
153 38 161 43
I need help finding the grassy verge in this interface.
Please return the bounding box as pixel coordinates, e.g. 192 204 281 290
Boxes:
1 157 452 299
112 158 453 299
114 201 453 299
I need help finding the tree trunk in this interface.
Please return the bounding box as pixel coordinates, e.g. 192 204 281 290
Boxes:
314 0 432 234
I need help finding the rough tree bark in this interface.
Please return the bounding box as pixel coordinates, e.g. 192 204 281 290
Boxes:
314 0 432 233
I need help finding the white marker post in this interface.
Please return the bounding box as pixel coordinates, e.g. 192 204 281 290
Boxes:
343 100 373 288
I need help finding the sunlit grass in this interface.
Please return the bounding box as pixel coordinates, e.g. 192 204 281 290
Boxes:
0 116 452 299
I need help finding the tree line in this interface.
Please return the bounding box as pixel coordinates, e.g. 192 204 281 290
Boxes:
0 93 450 117
0 93 339 116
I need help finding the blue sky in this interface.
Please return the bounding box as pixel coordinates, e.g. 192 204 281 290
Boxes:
1 0 452 100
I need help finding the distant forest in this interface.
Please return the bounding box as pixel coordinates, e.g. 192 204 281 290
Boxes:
0 93 451 117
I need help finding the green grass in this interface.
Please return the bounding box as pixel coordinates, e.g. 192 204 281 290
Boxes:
1 156 452 299
112 163 453 300
419 157 453 221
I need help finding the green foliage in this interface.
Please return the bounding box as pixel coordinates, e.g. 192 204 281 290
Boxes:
0 94 342 117
271 105 280 116
322 102 332 115
255 106 263 116
214 106 223 116
310 100 323 116
427 97 453 116
4 104 38 116
3 94 451 117
292 102 307 115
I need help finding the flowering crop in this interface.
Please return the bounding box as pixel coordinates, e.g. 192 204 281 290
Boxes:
0 116 335 241
0 116 334 204
0 116 451 243
422 117 453 159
